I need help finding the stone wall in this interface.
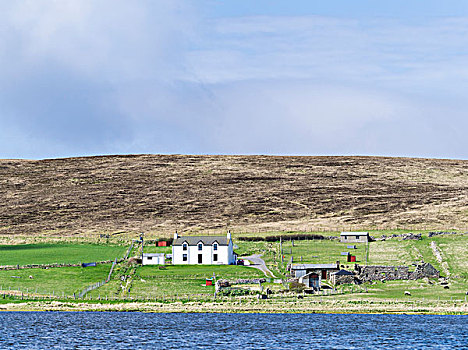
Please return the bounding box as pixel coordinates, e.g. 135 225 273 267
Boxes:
356 263 439 282
332 275 355 285
0 260 118 271
357 265 410 282
410 262 440 279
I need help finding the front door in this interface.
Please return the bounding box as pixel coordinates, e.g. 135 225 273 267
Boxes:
321 270 327 280
198 254 203 264
309 274 319 289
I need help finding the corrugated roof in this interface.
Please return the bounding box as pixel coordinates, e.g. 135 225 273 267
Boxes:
331 269 354 276
340 232 369 236
142 253 165 257
291 263 338 270
173 236 229 246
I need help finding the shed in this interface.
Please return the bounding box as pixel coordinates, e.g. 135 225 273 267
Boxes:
142 253 165 265
290 263 339 279
330 269 354 285
340 232 369 243
299 272 320 290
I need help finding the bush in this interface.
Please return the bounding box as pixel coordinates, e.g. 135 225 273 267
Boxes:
217 287 253 296
289 281 306 293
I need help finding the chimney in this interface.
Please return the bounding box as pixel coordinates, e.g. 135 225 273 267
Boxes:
227 230 231 241
336 261 340 269
174 230 179 240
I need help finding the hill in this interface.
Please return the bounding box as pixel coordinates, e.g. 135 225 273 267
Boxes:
0 155 467 236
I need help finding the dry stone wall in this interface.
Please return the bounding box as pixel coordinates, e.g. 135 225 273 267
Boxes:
356 263 439 282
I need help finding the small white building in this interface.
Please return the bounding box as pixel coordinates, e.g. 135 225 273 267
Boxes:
142 253 165 265
340 232 370 243
172 231 236 265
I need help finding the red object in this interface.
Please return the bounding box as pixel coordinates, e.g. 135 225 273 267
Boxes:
350 255 356 262
206 279 213 286
157 241 167 247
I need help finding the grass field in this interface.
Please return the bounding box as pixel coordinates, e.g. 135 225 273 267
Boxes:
0 264 111 296
87 264 265 299
1 232 466 303
0 243 127 266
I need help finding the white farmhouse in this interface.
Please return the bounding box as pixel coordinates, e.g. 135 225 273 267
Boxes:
172 231 236 265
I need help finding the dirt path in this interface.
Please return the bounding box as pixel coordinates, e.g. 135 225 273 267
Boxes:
241 254 275 278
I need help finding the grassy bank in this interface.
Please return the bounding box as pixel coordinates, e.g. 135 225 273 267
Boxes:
1 298 467 315
0 231 466 306
0 243 126 266
0 264 111 296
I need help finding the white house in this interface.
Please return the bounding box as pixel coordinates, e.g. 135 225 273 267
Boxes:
142 253 165 265
172 231 236 265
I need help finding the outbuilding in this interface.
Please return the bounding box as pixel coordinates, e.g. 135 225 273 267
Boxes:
330 269 355 285
291 263 340 280
299 272 320 290
340 232 370 243
142 253 165 265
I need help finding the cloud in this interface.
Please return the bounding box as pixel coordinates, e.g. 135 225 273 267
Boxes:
0 2 467 159
0 0 196 158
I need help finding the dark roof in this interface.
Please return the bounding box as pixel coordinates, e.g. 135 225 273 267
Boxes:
142 253 165 257
173 236 229 246
291 263 338 270
331 269 354 276
340 232 369 236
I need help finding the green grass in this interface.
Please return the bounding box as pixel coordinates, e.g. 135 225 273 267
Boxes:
0 264 111 296
0 243 127 266
141 245 171 254
277 239 367 265
235 239 367 277
88 264 265 299
336 279 468 301
368 234 468 275
1 233 466 302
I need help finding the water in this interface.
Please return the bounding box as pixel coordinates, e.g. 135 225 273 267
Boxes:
0 312 466 349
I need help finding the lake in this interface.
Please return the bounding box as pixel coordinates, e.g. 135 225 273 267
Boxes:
0 312 466 349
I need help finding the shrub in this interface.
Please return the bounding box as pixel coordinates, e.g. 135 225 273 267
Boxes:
289 281 306 293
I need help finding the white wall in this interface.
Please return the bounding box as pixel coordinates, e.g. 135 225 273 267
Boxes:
172 241 235 265
142 255 165 265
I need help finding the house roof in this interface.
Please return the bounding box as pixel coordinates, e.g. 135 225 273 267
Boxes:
173 236 229 246
340 231 369 236
142 253 165 257
291 263 338 270
331 269 354 276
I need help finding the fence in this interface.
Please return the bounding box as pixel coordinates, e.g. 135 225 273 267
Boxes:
0 260 116 271
106 258 117 282
124 242 134 259
77 280 106 298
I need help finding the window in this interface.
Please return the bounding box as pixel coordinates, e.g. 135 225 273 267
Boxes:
213 243 218 251
183 243 187 251
356 236 359 240
183 254 187 261
147 257 152 260
213 254 218 262
198 243 203 251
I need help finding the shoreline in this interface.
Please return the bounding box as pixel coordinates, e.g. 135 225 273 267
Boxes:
1 300 467 315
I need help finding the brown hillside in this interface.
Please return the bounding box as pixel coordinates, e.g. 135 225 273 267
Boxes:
0 155 467 235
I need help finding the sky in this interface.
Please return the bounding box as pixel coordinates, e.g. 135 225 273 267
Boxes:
1 1 468 160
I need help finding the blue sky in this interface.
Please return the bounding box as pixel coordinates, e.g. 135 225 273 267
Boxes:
1 1 468 159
